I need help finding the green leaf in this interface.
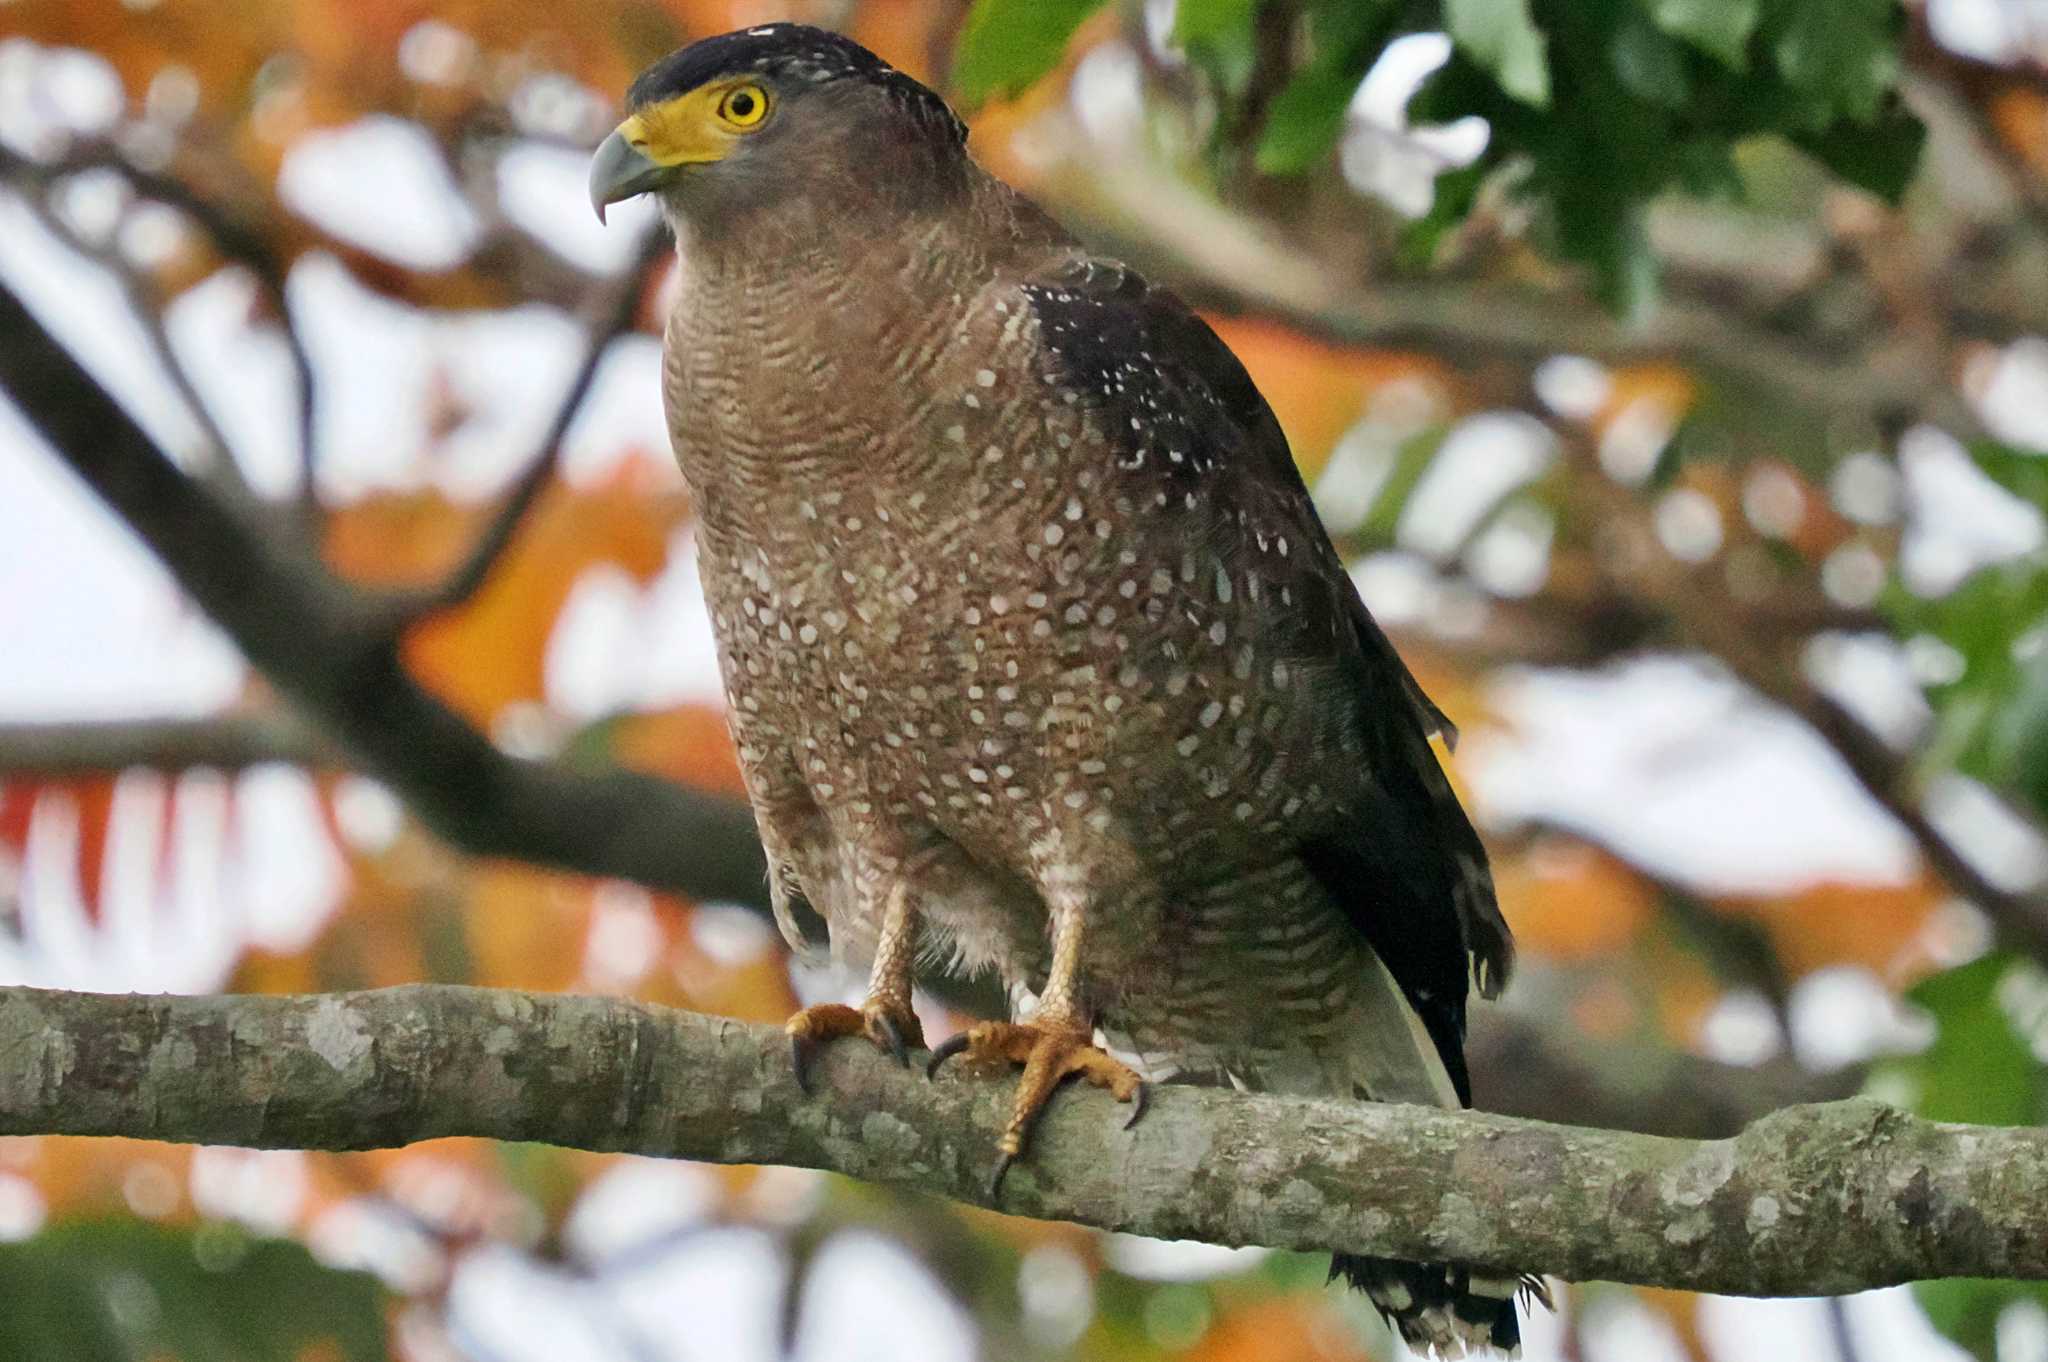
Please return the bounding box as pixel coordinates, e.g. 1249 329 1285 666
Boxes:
1790 96 1926 201
1971 438 2048 510
1172 0 1259 48
1254 63 1359 173
1558 190 1658 322
1768 0 1901 124
1171 0 1259 92
952 0 1107 105
1644 0 1759 68
1398 160 1489 265
1444 0 1551 108
1990 654 2048 821
0 1219 390 1362
1611 18 1691 109
1915 1278 2048 1361
1887 952 2044 1127
1360 426 1450 543
1878 952 2048 1355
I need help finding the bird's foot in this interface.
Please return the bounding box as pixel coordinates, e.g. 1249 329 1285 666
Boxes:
785 998 926 1094
926 1020 1147 1196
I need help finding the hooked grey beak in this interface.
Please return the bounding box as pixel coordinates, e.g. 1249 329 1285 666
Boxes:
589 128 668 223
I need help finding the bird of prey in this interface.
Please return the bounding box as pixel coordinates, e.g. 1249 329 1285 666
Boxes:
591 24 1539 1353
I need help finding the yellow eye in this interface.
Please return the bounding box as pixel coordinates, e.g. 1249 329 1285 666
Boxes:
717 83 770 129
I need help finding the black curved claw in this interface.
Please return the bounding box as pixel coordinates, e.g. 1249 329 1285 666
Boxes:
987 1151 1014 1200
873 1013 910 1068
926 1032 972 1080
1123 1080 1149 1130
790 1033 817 1096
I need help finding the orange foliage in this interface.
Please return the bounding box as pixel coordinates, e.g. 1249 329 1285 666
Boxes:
322 465 686 725
1714 874 1945 981
460 862 597 992
0 777 120 917
1495 840 1657 961
608 704 745 794
1990 88 2048 178
1594 362 1695 438
1185 1296 1376 1362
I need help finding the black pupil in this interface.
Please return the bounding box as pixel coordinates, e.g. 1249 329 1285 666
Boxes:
729 91 755 118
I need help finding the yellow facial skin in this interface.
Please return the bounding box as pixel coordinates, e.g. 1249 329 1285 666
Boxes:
618 79 775 167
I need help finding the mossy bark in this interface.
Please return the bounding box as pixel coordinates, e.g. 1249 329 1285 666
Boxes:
0 984 2041 1294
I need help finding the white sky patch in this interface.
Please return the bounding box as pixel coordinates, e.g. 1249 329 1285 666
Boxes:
1106 1234 1268 1281
792 1233 978 1362
1399 413 1556 559
560 335 676 487
1803 633 1932 747
1927 0 2024 61
0 396 245 720
1465 500 1554 598
561 1159 722 1268
1897 425 2045 595
446 1245 623 1362
163 268 304 496
636 531 730 708
0 194 207 464
546 564 652 720
1793 965 1937 1070
498 140 660 276
1468 658 1921 893
1972 336 2048 450
234 765 348 953
1342 33 1488 217
594 1227 786 1362
290 254 438 496
278 115 480 270
429 303 584 498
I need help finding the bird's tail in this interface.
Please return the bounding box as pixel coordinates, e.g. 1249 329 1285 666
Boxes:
1328 1254 1548 1357
1293 949 1546 1356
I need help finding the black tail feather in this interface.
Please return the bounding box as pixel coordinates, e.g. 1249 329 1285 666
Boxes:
1329 1253 1546 1356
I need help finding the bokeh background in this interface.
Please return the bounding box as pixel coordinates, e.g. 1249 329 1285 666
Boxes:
2 0 2047 1359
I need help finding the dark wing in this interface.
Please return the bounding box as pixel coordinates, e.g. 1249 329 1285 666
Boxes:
1022 257 1513 1103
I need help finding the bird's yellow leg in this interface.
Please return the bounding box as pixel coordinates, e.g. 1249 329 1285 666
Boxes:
786 880 925 1092
927 894 1146 1194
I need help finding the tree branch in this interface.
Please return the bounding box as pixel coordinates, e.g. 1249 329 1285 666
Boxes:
0 142 321 505
0 983 2036 1297
0 714 334 775
375 226 666 627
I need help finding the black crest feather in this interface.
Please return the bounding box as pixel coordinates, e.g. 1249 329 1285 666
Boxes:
625 23 966 145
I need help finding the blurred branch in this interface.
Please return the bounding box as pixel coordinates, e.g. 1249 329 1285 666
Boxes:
1045 150 1983 445
0 714 334 775
375 226 666 628
1555 443 2048 961
1 983 2041 1296
1462 1008 1860 1138
0 274 767 910
0 142 320 506
12 183 256 502
1906 15 2048 234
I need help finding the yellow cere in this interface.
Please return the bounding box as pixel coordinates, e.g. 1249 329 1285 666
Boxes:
619 80 775 167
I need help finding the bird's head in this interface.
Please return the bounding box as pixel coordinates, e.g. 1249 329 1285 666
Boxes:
589 24 970 231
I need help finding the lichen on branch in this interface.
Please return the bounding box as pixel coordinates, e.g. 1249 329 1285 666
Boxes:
0 983 2039 1296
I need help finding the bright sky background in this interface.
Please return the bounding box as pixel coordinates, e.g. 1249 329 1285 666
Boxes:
4 4 2048 1359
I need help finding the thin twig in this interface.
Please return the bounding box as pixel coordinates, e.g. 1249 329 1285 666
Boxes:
1555 430 2048 960
11 175 257 500
373 225 667 631
0 713 333 775
0 142 320 506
